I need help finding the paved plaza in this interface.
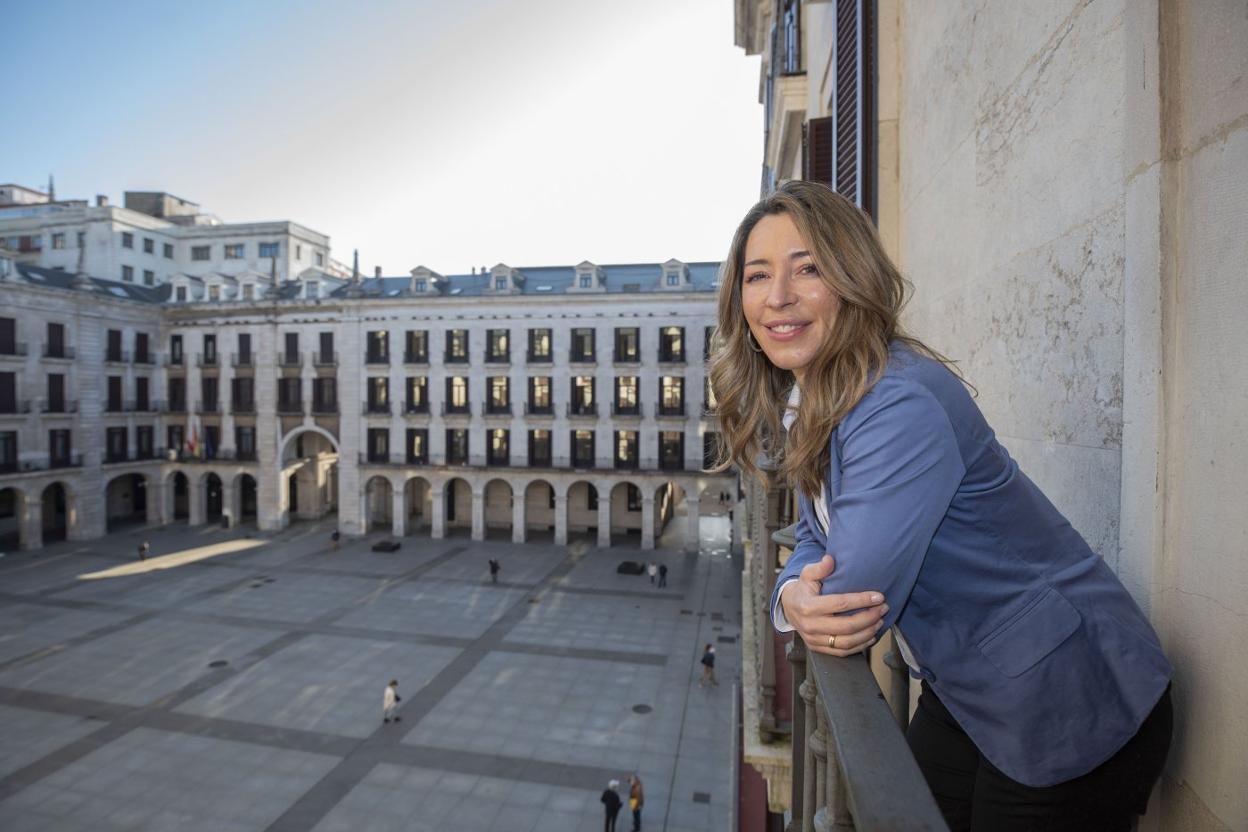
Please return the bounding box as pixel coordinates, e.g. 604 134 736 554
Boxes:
0 516 740 831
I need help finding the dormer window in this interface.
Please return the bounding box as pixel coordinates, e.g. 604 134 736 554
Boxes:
666 273 680 286
580 275 593 288
495 276 507 290
209 285 220 301
176 286 187 301
306 281 319 299
414 278 426 293
242 284 254 300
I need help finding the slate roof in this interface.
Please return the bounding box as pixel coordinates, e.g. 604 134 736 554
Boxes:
11 264 170 303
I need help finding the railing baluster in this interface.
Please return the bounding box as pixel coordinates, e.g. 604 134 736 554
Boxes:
803 675 820 832
884 641 911 731
787 638 808 832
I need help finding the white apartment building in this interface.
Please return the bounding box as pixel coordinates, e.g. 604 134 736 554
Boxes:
0 240 735 553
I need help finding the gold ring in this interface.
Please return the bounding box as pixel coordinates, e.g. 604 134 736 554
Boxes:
828 634 837 649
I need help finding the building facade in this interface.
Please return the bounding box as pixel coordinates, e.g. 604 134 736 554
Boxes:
0 232 734 554
733 2 1248 831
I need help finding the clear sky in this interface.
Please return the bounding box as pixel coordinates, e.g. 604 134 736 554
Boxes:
3 0 762 275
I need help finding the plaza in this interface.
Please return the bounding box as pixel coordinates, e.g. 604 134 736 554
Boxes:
0 517 739 831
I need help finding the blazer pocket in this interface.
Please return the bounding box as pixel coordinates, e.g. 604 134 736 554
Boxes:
976 588 1082 678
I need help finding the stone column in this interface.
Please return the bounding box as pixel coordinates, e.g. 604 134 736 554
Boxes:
431 488 446 539
512 492 526 543
685 495 700 553
188 475 205 526
391 486 406 538
20 499 43 551
641 495 656 550
471 487 485 541
554 493 568 546
597 489 612 548
220 476 236 529
147 474 168 527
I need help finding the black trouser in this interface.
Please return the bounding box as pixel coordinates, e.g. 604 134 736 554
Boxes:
906 683 1172 832
604 809 618 832
632 807 641 830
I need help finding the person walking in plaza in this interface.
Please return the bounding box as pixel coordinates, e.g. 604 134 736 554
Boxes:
488 558 500 584
330 530 340 550
700 643 718 687
647 562 657 584
600 779 623 832
138 541 150 561
657 563 668 588
382 679 402 724
710 181 1172 831
627 774 644 831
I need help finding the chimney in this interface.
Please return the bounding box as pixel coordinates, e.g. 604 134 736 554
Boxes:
374 266 381 278
471 267 476 275
96 195 108 207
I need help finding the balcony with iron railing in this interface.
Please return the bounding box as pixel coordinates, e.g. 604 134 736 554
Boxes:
365 352 390 366
133 352 157 366
166 353 185 368
524 401 554 416
404 400 429 415
658 348 686 364
164 399 187 414
131 399 159 413
196 400 220 415
0 342 29 358
525 351 553 364
1 453 84 473
656 401 686 418
484 401 512 416
232 400 256 414
484 351 510 365
443 352 469 365
38 399 78 414
276 399 304 415
42 344 75 360
363 401 392 415
105 349 130 364
232 353 254 368
196 352 219 368
441 401 472 417
313 351 338 368
403 351 428 366
566 401 597 418
611 401 642 417
278 351 303 368
311 400 338 415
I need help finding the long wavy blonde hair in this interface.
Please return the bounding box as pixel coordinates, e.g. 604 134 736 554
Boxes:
708 181 963 497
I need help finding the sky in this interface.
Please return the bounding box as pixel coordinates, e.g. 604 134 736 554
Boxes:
3 0 763 275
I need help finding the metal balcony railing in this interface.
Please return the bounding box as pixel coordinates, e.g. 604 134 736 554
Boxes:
364 402 391 415
611 402 641 417
525 351 553 363
524 401 553 416
42 344 75 359
772 524 948 832
443 352 469 365
658 350 686 363
567 402 597 418
613 352 641 364
165 400 187 413
312 401 338 415
232 401 256 414
196 400 220 414
0 342 29 358
276 400 304 415
39 399 78 414
657 402 686 418
106 350 130 364
133 352 156 366
196 352 218 368
404 401 429 415
403 351 428 365
484 352 510 365
278 352 303 368
48 453 84 469
313 351 338 368
166 353 185 367
232 353 254 368
441 401 472 416
569 352 595 364
365 353 390 366
132 399 158 412
104 400 124 414
484 402 512 415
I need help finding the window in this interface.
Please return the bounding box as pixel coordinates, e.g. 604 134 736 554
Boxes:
163 242 173 259
703 377 718 413
528 376 551 414
259 242 280 258
614 327 639 362
0 318 13 354
47 373 65 412
366 330 389 363
446 377 469 413
277 377 302 411
445 329 468 363
203 334 217 363
586 485 598 511
168 378 186 411
528 429 551 466
446 429 468 465
367 377 389 412
615 430 638 469
122 265 134 282
488 429 509 465
106 427 128 462
135 377 150 411
315 252 324 267
107 329 123 362
242 284 254 300
136 425 154 459
143 270 154 286
572 376 595 415
615 376 638 414
0 431 15 472
627 484 642 512
191 245 210 261
170 334 183 365
51 233 65 249
0 372 15 413
486 329 509 362
666 273 679 286
225 243 244 259
495 276 507 290
405 377 428 413
176 286 187 301
46 322 66 358
236 427 256 459
405 330 428 363
134 332 150 364
232 377 255 412
660 376 685 416
122 232 134 249
237 333 251 363
200 376 219 412
76 231 85 249
704 326 716 361
579 275 592 289
49 429 71 467
107 376 123 412
312 377 336 413
143 237 154 254
167 425 184 454
659 326 685 362
659 431 684 470
570 328 595 362
208 285 220 301
305 281 318 299
367 428 389 463
318 332 334 365
414 278 427 293
527 328 551 362
571 430 595 468
487 377 510 413
406 428 428 464
296 244 302 259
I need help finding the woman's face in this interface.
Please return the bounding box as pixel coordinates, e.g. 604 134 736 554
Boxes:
740 212 840 383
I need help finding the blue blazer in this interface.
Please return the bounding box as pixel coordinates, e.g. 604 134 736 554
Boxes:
770 343 1172 787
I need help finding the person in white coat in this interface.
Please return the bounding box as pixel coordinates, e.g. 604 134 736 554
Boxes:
382 679 401 723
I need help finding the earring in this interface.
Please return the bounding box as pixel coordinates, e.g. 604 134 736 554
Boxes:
747 331 763 353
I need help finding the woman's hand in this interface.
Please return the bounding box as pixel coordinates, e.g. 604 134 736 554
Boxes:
781 554 888 656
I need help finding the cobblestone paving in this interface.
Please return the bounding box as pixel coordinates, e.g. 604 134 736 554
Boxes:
0 515 740 831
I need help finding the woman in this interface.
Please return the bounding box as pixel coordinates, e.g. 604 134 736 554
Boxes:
709 181 1172 831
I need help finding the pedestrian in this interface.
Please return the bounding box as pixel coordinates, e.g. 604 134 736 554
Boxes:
330 530 340 550
647 562 657 584
627 774 644 831
382 679 401 724
700 643 718 686
712 181 1172 829
600 779 622 832
657 563 668 588
138 541 150 561
489 558 500 584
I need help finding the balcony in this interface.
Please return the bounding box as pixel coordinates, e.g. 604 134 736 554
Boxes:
196 353 219 368
232 353 254 368
441 401 472 416
568 352 595 365
613 352 641 365
132 400 158 413
42 344 75 360
484 402 512 416
364 402 391 415
767 524 948 831
133 352 157 366
404 401 429 415
524 401 554 416
313 351 338 368
276 400 304 415
359 452 400 466
196 400 220 415
484 352 510 365
164 400 187 414
232 401 256 414
235 450 257 461
104 401 125 414
658 349 686 364
39 399 78 414
403 352 428 365
614 456 640 470
611 402 641 417
1 453 85 473
365 353 390 366
0 342 28 358
48 453 84 469
312 401 338 415
567 402 597 418
443 353 469 365
525 351 553 364
658 456 685 471
166 353 185 368
278 352 303 368
486 455 510 467
657 402 686 418
105 350 130 364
